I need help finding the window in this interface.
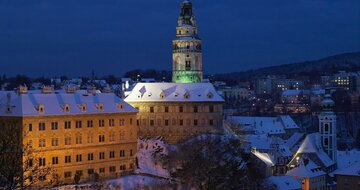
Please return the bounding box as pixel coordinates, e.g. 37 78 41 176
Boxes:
39 158 46 166
52 157 58 165
87 120 93 128
120 131 125 140
109 119 115 127
193 106 198 113
179 106 183 113
99 152 105 160
324 123 329 132
324 138 329 146
88 153 94 161
185 61 191 70
87 134 93 143
165 119 169 126
109 132 115 142
194 119 198 126
165 106 169 112
65 137 71 145
120 165 126 171
109 166 116 173
76 135 82 144
65 156 71 163
99 119 105 127
51 122 58 130
39 122 46 131
179 119 183 126
51 138 58 146
39 139 46 147
76 170 83 176
76 154 82 162
64 121 71 129
99 134 105 142
76 121 82 128
88 169 94 175
119 119 125 126
150 120 154 126
99 168 105 173
28 124 32 132
150 107 154 113
130 118 133 125
110 151 115 158
130 149 133 157
28 159 33 167
209 105 214 113
209 120 214 126
120 150 125 157
64 172 72 178
136 119 140 126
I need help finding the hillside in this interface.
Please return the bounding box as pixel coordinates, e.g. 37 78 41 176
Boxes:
214 52 360 81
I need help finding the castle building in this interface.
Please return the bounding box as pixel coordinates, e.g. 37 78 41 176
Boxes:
0 87 138 186
125 1 224 144
172 0 202 83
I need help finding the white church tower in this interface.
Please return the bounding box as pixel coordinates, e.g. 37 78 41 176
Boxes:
172 0 203 83
319 85 337 163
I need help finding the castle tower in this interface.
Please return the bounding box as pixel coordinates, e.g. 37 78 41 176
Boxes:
319 85 337 163
172 1 202 83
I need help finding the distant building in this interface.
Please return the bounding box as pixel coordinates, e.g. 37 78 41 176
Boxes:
334 162 360 190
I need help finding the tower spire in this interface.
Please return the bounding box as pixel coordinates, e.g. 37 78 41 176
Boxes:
172 1 202 83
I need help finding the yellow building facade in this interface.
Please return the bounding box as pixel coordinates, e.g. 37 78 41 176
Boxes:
0 88 138 187
125 83 224 144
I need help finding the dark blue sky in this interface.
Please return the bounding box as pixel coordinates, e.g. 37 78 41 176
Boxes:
0 0 359 77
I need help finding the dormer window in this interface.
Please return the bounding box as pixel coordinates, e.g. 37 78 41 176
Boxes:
160 91 166 99
116 103 124 110
184 91 190 99
6 105 12 113
174 92 179 97
62 104 70 112
207 92 213 99
35 104 45 114
78 104 86 112
96 103 104 111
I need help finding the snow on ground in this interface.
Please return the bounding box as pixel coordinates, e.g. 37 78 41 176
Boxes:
136 137 174 178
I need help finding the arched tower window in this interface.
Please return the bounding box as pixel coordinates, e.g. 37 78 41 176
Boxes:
186 61 191 70
324 123 329 132
324 138 329 146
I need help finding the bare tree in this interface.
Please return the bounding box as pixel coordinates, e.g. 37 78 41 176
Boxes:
163 135 252 190
0 122 53 190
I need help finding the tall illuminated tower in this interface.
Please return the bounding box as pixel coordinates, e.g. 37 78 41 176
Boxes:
319 85 337 163
172 1 202 83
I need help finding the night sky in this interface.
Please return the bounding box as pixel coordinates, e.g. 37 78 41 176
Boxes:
0 0 359 77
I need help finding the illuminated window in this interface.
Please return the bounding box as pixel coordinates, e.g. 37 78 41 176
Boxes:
99 152 105 160
39 122 46 131
99 134 105 142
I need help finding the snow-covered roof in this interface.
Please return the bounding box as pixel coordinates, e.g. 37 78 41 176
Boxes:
0 90 137 116
124 83 224 103
252 150 275 167
229 115 299 135
285 132 305 151
287 158 326 178
243 135 292 157
336 150 360 170
334 162 360 176
266 176 302 190
294 133 335 168
282 90 310 96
